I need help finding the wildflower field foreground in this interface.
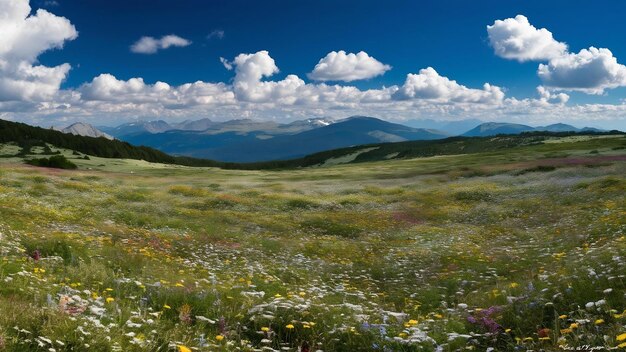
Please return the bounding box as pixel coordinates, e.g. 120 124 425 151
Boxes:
0 135 625 351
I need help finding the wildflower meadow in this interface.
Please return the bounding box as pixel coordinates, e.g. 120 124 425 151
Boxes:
0 135 625 351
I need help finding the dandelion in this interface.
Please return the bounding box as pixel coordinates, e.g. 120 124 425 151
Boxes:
285 324 294 329
106 297 115 303
261 327 270 332
595 319 604 325
163 304 171 309
617 333 626 342
215 335 224 341
177 345 191 352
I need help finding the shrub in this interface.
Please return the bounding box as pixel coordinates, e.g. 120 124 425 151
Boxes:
25 155 78 170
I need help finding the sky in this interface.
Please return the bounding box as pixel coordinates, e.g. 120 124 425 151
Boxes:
1 0 626 129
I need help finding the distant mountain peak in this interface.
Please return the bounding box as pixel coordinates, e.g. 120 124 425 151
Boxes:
62 122 114 140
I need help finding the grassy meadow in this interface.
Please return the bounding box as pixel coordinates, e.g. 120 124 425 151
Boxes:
0 135 625 351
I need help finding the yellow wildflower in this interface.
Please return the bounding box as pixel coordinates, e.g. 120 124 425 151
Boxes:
163 304 171 309
261 327 270 332
215 335 224 341
106 297 115 303
285 324 294 329
617 333 626 341
595 319 604 325
177 345 191 352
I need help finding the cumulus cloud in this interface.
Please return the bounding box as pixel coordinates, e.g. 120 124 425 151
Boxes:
308 51 391 82
0 0 77 101
223 50 393 105
39 50 520 125
80 73 235 106
130 35 191 54
538 47 626 94
487 15 567 62
537 86 569 104
392 67 505 104
490 15 626 95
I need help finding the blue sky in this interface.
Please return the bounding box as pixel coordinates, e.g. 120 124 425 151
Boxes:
2 0 626 129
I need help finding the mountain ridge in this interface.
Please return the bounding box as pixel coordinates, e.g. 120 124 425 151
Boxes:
61 122 114 140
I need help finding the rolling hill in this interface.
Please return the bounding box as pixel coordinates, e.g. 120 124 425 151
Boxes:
462 122 536 136
462 122 606 137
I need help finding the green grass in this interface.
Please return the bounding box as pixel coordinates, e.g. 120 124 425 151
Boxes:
0 136 624 351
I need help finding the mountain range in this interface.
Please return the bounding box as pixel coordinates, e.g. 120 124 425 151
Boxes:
462 122 604 137
60 117 608 162
115 116 446 162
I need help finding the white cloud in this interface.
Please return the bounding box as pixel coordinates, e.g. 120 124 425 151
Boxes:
80 73 235 106
537 86 569 104
538 47 626 94
308 50 391 82
487 15 567 62
219 57 232 70
207 30 224 40
130 35 191 54
24 50 587 128
490 16 626 95
392 67 505 104
0 0 77 101
225 50 392 105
